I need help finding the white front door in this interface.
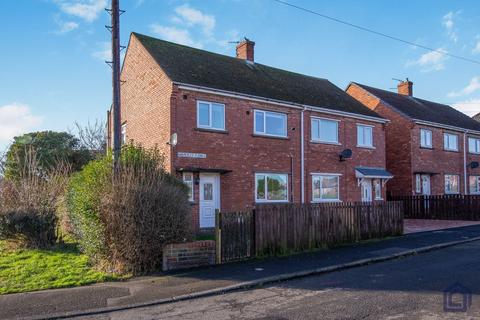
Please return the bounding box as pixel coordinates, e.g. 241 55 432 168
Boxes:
361 179 373 202
421 175 431 195
199 173 220 228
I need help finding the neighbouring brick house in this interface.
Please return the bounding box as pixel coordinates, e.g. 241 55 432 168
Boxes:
347 80 480 197
108 32 392 232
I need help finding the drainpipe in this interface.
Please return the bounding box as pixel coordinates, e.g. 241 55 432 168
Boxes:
300 109 305 203
464 131 468 195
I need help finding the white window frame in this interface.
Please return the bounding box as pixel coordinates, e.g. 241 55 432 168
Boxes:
357 124 374 148
182 172 194 202
444 174 460 194
255 173 289 203
121 123 127 145
443 133 459 151
468 137 480 154
469 176 480 194
311 173 341 202
254 109 287 138
311 117 340 144
196 100 226 131
420 129 432 148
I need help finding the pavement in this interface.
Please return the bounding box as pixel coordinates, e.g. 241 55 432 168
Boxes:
404 218 480 234
2 224 480 320
82 239 480 320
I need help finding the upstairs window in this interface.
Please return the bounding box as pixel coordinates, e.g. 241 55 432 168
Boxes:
357 124 373 148
420 129 432 148
254 110 287 137
443 133 458 151
311 118 339 144
468 137 480 154
197 101 225 130
445 174 460 194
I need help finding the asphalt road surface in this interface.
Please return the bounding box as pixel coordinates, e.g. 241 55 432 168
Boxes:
76 240 480 320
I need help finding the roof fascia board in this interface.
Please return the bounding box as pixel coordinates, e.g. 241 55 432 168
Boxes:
176 82 388 124
413 119 480 135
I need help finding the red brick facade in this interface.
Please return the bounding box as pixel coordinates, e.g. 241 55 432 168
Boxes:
347 83 480 196
110 34 390 232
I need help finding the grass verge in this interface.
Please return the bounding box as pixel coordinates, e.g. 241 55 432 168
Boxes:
0 240 120 295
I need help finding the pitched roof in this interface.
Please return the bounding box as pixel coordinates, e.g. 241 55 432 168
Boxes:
132 33 383 119
353 83 480 132
473 112 480 122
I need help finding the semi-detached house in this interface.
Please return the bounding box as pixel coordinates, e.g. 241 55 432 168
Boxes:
108 32 392 232
347 80 480 197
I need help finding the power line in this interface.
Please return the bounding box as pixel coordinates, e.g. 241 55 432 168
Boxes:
272 0 480 66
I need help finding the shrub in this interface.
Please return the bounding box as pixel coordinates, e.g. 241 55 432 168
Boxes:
66 144 192 273
101 152 191 273
66 156 111 262
0 148 69 248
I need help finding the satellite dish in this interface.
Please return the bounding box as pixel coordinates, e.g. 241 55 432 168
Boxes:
169 133 178 147
469 161 479 169
339 149 352 161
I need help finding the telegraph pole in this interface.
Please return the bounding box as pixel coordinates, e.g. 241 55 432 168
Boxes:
109 0 122 167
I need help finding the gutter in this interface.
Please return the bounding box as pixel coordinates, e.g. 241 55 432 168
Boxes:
464 131 468 195
301 108 305 203
413 119 480 136
175 83 388 124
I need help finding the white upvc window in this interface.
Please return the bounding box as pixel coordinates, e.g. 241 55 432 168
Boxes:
312 174 340 202
445 174 460 194
197 101 225 130
420 129 432 148
443 133 458 151
468 137 480 154
469 176 480 194
374 179 383 200
121 123 127 145
255 173 288 202
357 124 373 148
254 110 287 137
183 172 194 202
311 118 339 144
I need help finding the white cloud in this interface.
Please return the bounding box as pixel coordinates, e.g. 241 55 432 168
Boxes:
92 41 111 61
406 49 448 72
150 24 202 48
447 76 480 97
0 103 43 143
173 4 215 36
442 11 459 42
53 16 79 34
452 99 480 117
55 0 107 23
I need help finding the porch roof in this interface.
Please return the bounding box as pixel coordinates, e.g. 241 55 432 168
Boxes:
355 167 393 179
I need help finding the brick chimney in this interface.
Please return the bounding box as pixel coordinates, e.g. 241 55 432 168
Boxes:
236 37 255 62
397 78 413 96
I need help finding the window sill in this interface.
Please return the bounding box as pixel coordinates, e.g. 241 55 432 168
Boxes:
255 200 289 204
310 140 341 146
420 146 433 150
195 128 228 134
357 145 376 150
252 134 289 140
312 199 342 203
443 149 459 153
469 152 480 155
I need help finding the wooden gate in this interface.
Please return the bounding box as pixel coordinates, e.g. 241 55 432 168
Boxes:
216 210 254 263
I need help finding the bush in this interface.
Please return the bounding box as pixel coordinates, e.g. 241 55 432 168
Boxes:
66 156 111 262
0 148 69 248
66 144 192 273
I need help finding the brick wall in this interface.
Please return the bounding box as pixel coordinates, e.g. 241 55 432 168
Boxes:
162 240 216 271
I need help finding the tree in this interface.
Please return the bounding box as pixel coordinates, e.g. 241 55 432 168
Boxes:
71 120 106 154
3 131 91 180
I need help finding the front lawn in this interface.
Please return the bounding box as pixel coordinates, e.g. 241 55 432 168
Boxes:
0 240 119 294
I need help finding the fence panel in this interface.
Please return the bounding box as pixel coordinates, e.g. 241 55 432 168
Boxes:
218 210 254 263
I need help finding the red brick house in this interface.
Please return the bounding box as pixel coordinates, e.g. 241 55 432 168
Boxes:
347 80 480 197
108 32 391 231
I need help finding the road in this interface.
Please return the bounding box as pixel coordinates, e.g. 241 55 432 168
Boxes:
76 240 480 320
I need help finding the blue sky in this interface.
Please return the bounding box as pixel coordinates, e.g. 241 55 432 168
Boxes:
1 0 480 151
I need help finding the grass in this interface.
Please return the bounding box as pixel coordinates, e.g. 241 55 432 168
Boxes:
0 240 120 295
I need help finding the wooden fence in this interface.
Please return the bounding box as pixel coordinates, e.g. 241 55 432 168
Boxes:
216 201 403 263
390 194 480 220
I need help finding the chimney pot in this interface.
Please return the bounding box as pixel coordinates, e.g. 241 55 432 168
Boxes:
398 79 413 96
236 37 255 62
